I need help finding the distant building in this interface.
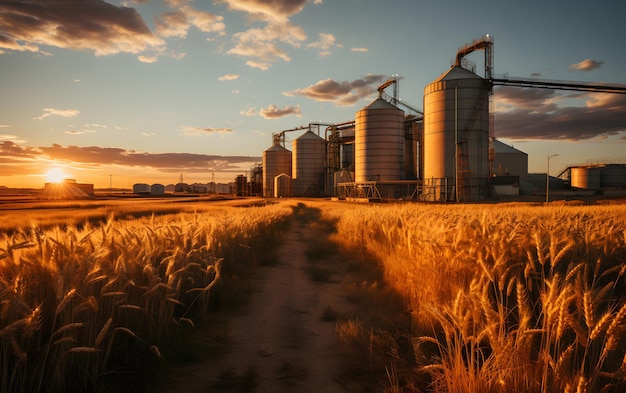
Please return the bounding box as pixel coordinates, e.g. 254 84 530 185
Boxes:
174 183 190 192
215 183 231 194
492 140 528 180
192 184 207 193
43 179 94 199
150 184 165 195
133 183 150 194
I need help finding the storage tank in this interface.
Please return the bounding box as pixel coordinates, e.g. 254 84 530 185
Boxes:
423 66 490 201
235 175 247 196
274 173 292 198
355 98 404 182
263 143 292 197
600 164 626 187
292 130 326 196
133 183 150 194
150 183 165 195
571 167 601 190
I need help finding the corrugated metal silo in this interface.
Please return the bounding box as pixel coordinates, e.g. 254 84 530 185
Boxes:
292 130 326 196
571 167 601 190
355 98 405 182
423 66 490 201
263 143 292 197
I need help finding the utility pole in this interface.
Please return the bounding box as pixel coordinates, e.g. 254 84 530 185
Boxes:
546 154 559 203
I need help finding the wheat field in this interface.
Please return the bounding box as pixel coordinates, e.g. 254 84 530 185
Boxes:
3 198 625 393
0 203 291 393
323 202 626 393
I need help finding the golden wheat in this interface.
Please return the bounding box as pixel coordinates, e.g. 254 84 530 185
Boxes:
0 202 291 392
323 202 626 392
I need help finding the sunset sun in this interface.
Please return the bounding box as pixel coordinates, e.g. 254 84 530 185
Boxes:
45 168 66 183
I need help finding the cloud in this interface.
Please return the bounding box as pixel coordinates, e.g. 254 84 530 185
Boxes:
216 0 308 22
0 0 164 56
65 129 96 135
569 59 604 72
155 11 189 38
240 107 257 116
0 124 9 128
138 55 158 63
307 33 339 57
219 73 240 81
0 135 26 144
0 141 40 161
155 6 224 39
258 104 302 119
0 140 261 179
494 86 626 140
244 60 271 70
351 47 368 53
228 21 306 69
182 6 225 35
34 144 259 172
178 126 233 136
283 74 386 106
33 108 80 120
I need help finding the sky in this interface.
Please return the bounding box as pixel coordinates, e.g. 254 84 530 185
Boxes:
1 0 625 189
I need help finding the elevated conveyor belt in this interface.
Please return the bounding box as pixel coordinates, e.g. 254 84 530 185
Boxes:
492 77 626 94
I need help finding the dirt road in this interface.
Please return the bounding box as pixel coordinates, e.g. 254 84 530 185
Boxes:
154 204 357 393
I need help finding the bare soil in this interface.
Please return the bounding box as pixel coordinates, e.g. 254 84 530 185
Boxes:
151 203 368 393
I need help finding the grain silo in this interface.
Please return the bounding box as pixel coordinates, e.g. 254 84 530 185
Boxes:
292 130 326 196
263 143 292 197
422 66 490 201
355 98 405 182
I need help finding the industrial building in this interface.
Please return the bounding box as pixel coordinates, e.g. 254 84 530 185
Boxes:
259 36 626 202
561 164 626 195
42 179 94 199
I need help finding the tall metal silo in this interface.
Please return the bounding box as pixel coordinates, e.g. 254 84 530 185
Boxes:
355 98 405 183
422 66 490 201
292 130 326 197
263 143 292 197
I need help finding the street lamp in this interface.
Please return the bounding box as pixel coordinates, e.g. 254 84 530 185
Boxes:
546 154 559 203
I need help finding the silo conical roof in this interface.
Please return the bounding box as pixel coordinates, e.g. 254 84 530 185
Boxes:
265 143 290 152
296 130 324 140
364 97 401 110
432 66 482 83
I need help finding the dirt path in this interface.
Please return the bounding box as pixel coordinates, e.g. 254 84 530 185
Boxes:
153 205 357 393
